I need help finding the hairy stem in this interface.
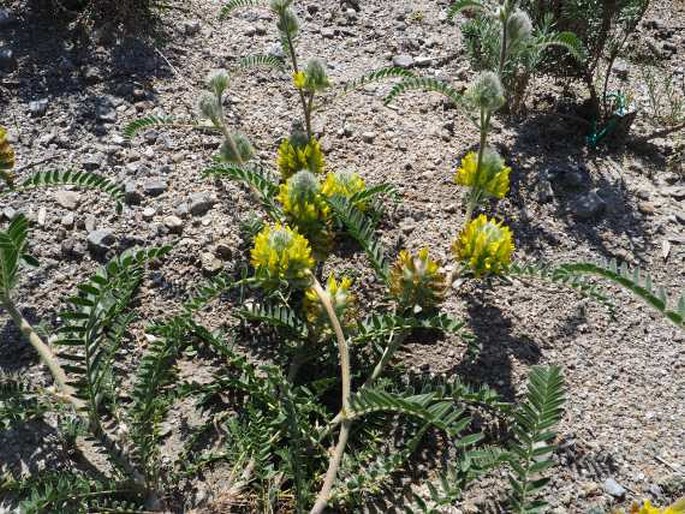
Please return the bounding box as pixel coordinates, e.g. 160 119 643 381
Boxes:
465 107 491 223
281 21 313 140
2 298 81 408
309 275 351 513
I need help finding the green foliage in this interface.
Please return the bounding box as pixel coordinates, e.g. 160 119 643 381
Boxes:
10 169 125 214
508 366 565 513
342 67 416 94
2 471 144 514
508 261 610 307
326 195 390 282
239 299 310 338
219 0 266 19
203 163 283 221
56 247 171 422
236 53 287 73
450 0 583 113
384 77 464 107
557 260 685 329
122 115 177 140
0 373 49 429
0 214 34 301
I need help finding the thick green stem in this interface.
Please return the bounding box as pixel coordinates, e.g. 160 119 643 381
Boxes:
309 275 351 513
465 108 491 223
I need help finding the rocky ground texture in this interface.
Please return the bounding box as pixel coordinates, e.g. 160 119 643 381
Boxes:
0 0 684 512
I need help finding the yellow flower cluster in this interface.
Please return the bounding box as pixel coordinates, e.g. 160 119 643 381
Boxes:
455 150 511 199
628 500 685 514
452 214 514 277
250 223 314 287
322 170 367 208
277 170 332 259
0 126 15 188
277 137 326 181
303 275 355 332
292 71 307 89
389 247 446 312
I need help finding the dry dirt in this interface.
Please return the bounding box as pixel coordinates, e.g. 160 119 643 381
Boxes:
0 0 684 512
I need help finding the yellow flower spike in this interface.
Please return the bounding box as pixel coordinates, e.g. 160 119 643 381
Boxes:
292 70 307 89
322 170 367 209
455 148 511 199
277 170 333 259
389 247 446 313
277 137 326 181
250 223 314 288
303 275 356 333
453 214 514 277
0 126 16 188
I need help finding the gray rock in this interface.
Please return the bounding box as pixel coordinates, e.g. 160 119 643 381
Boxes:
392 54 414 68
201 252 223 275
0 8 15 27
0 48 17 72
560 168 585 188
175 203 190 217
215 240 234 260
84 215 97 232
28 98 49 117
189 193 215 216
2 206 17 220
55 191 81 210
603 478 626 499
124 182 142 205
61 238 85 258
612 59 629 79
87 229 115 254
82 154 102 171
414 56 434 68
144 179 168 197
82 65 102 83
666 186 685 200
96 99 117 123
399 217 416 235
537 179 554 203
61 213 75 228
184 20 201 35
321 27 336 39
37 207 47 227
163 215 184 234
268 42 285 59
142 207 156 221
361 131 376 143
571 190 606 219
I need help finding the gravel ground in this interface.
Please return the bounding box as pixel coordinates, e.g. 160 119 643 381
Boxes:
1 0 684 512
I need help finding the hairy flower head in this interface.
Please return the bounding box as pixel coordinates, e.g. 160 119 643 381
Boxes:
0 126 15 188
207 69 230 97
220 132 254 164
198 92 222 125
277 170 332 259
453 215 514 277
303 275 356 333
250 223 314 287
468 71 505 112
390 247 446 313
277 136 326 180
455 149 511 199
507 9 533 45
293 70 307 89
322 170 367 208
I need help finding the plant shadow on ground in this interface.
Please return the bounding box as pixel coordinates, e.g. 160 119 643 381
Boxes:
3 1 172 136
449 291 542 403
503 109 652 262
0 307 46 373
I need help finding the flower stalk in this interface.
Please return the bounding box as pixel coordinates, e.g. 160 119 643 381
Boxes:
309 272 352 514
